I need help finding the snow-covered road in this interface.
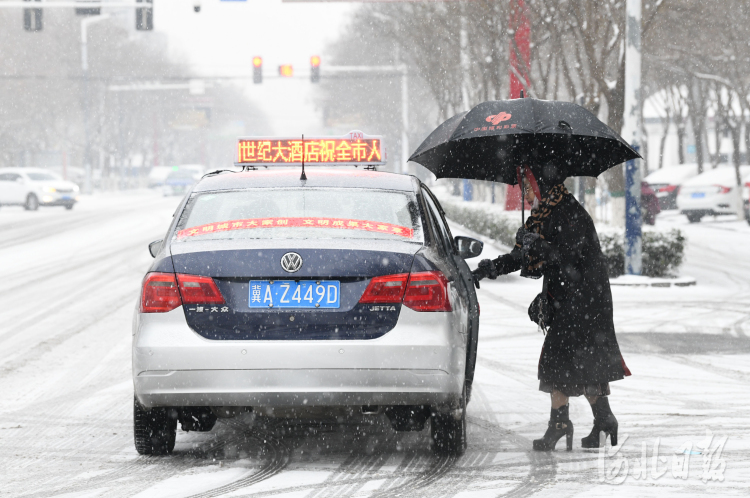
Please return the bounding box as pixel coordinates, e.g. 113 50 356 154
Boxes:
1 193 749 497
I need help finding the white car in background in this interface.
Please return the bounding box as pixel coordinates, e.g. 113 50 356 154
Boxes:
644 163 701 210
677 165 750 223
0 168 80 211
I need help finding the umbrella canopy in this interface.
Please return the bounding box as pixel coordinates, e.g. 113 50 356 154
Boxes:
409 98 640 185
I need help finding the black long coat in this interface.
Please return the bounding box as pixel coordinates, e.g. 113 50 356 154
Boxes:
493 193 626 385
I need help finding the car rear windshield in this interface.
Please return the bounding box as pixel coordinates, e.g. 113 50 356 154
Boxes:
174 188 423 243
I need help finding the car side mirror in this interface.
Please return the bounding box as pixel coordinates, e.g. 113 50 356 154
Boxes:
148 239 163 258
455 236 483 259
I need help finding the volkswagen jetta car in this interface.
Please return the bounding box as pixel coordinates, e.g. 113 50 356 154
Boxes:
133 167 482 456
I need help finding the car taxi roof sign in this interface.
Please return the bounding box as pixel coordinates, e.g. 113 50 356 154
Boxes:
235 131 386 167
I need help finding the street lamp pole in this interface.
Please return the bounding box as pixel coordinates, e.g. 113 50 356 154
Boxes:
623 0 642 275
81 14 110 195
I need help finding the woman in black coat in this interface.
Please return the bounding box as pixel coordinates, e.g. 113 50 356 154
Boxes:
473 166 630 451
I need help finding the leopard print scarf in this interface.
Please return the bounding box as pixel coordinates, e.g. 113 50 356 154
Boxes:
515 183 569 274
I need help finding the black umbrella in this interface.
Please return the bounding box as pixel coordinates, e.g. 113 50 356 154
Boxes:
409 98 640 185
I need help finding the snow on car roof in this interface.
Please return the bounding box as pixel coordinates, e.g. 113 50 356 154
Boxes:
644 164 700 184
682 165 750 187
193 168 418 192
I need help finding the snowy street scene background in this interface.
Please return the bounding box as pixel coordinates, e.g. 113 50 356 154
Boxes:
1 0 750 497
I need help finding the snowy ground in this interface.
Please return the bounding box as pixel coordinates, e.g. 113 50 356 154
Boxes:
1 192 749 497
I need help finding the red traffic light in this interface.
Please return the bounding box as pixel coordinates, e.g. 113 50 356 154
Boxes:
310 55 321 68
279 65 293 77
253 57 263 84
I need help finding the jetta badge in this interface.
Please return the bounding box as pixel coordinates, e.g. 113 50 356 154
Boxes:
280 252 303 273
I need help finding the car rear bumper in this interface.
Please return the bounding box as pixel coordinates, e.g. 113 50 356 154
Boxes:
132 306 466 409
134 368 459 408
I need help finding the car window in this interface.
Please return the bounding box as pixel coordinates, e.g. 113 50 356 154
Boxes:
422 188 455 255
27 172 59 181
174 187 424 243
0 173 13 181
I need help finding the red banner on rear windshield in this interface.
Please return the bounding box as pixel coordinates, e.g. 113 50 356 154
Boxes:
176 217 414 239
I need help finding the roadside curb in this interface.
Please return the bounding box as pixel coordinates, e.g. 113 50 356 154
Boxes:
610 275 696 288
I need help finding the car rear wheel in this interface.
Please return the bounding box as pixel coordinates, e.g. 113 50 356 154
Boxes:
430 389 467 456
686 213 702 223
133 397 177 455
25 194 39 211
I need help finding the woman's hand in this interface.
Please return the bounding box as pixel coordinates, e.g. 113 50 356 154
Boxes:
472 259 499 288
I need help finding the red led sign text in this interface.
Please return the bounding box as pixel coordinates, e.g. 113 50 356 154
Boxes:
236 137 384 165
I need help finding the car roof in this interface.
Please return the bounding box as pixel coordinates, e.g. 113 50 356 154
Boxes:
682 165 750 187
193 168 419 193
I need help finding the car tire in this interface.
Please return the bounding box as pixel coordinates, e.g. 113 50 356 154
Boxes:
25 194 39 211
65 204 74 210
133 397 177 455
686 213 702 223
430 389 467 456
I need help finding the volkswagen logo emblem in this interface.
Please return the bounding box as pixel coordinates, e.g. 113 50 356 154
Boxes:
280 252 303 273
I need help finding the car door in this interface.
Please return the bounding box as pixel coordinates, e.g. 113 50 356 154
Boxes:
421 185 480 401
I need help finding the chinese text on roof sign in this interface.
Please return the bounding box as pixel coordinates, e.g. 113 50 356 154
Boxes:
236 131 385 166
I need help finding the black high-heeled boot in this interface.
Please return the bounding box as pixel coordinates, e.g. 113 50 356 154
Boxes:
533 405 574 451
581 396 618 448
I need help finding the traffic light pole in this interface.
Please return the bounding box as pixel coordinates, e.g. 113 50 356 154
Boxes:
81 14 110 195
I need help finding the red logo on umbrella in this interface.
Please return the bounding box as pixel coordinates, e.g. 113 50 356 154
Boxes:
486 112 512 126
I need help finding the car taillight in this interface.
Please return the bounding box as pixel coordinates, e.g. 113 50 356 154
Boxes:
359 271 452 311
140 273 225 313
715 185 731 194
177 274 225 305
359 273 409 304
403 271 452 312
141 272 181 313
660 185 677 193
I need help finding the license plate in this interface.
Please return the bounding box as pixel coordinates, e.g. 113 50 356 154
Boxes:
62 195 72 200
691 192 705 198
248 280 340 308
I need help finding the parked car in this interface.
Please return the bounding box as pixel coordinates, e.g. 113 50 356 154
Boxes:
644 164 701 210
744 181 750 226
0 167 80 210
162 169 200 196
677 165 750 223
149 164 205 188
133 167 482 456
641 181 661 225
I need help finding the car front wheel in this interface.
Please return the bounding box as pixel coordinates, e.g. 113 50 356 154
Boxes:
133 397 177 455
25 194 39 211
431 389 467 456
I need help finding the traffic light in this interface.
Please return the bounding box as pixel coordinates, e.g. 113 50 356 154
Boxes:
136 0 153 31
23 0 42 32
279 65 293 78
253 57 263 84
310 56 320 83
